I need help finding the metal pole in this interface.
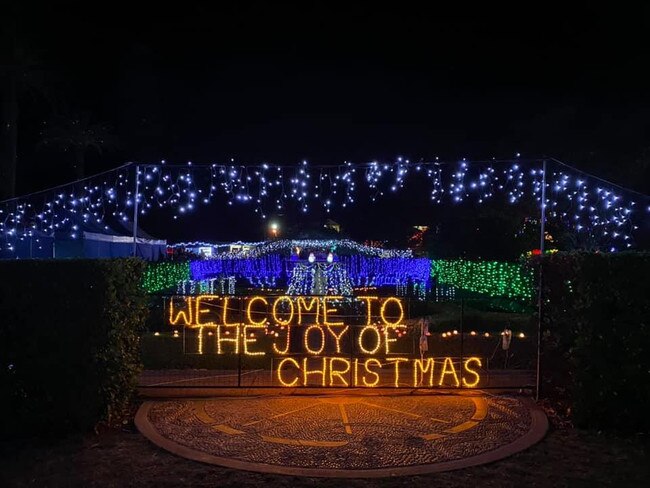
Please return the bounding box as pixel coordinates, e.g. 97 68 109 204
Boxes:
459 259 465 389
535 160 547 401
349 325 354 387
539 160 547 256
460 297 464 388
132 164 140 257
238 297 243 387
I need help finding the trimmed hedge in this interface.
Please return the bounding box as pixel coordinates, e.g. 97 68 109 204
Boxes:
539 252 650 432
0 259 148 437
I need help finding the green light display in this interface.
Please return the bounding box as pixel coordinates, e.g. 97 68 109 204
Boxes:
431 259 533 300
142 261 191 293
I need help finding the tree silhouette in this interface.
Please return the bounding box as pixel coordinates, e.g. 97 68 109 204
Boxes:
0 16 52 200
0 58 18 201
39 110 117 179
1 5 60 201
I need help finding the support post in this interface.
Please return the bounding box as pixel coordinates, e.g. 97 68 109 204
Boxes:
349 324 354 387
132 164 140 257
460 297 464 388
536 160 547 401
238 297 243 387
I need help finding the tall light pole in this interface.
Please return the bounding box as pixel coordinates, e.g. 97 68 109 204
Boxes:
535 159 547 401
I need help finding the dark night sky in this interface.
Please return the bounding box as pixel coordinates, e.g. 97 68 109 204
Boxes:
5 2 650 247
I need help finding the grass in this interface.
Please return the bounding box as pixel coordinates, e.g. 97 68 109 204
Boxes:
1 416 646 487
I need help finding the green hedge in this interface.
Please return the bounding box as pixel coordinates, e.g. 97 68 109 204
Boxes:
539 252 650 432
142 261 190 293
0 259 148 437
432 259 534 300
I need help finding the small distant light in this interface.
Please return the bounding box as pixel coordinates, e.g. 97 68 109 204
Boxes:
154 332 160 336
470 331 476 336
519 332 525 338
453 330 458 335
442 332 447 338
484 332 490 337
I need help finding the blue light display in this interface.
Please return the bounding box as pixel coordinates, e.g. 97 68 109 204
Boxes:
187 252 430 292
340 256 431 287
190 254 282 284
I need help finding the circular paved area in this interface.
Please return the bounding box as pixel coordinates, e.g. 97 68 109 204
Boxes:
136 394 547 477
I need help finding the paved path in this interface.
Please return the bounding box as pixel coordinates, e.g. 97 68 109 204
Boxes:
136 393 547 477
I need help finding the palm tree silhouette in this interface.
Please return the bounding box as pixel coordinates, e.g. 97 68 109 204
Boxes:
39 110 117 179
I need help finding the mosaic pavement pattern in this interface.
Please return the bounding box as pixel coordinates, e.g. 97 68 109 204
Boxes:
142 394 533 470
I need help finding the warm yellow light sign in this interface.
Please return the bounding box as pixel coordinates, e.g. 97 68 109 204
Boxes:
166 295 483 388
275 357 482 388
169 295 403 329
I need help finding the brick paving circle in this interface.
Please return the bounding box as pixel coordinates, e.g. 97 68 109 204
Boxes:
136 394 547 477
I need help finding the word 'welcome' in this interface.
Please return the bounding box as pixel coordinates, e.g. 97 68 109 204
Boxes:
168 295 405 327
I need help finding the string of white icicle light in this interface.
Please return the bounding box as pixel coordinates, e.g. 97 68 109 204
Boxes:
0 157 648 254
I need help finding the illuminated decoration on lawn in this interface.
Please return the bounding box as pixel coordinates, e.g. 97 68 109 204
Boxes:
2 158 648 256
176 276 236 295
433 284 457 301
145 239 429 297
165 294 485 388
431 259 534 300
286 262 354 296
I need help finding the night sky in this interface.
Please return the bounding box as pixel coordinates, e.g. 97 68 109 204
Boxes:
5 3 650 249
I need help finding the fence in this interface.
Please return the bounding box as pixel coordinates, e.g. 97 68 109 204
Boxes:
138 294 536 390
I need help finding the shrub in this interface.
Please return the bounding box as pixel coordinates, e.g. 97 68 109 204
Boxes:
0 258 148 437
538 252 650 432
